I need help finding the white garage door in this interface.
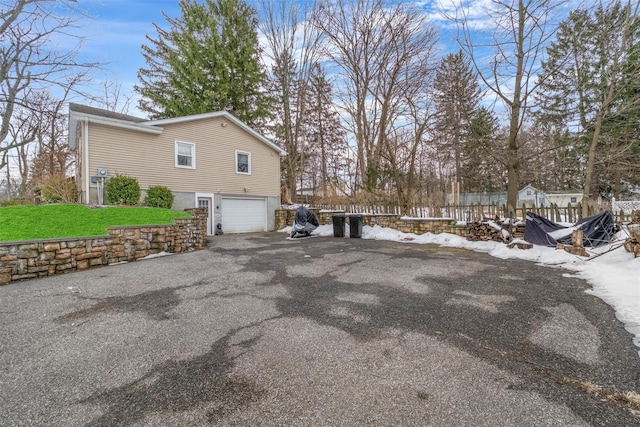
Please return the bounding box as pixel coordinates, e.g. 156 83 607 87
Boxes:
221 197 267 233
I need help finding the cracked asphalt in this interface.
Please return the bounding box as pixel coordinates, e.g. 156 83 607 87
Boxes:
1 233 639 426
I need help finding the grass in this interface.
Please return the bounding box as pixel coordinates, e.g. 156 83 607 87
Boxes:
0 204 191 242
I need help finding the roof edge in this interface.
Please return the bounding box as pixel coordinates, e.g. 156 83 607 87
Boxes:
70 111 163 135
146 111 285 155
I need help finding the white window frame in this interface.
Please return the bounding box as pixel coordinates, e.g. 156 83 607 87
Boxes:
175 141 196 169
235 150 251 175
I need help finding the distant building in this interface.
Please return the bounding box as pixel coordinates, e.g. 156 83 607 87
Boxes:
518 184 583 207
450 184 583 206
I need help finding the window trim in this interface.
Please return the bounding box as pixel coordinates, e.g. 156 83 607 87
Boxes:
175 141 196 169
235 150 251 175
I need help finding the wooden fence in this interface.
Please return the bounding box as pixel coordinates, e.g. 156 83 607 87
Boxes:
312 202 637 223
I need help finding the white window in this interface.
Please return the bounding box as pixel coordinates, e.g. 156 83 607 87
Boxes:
236 150 251 174
571 197 577 203
176 141 195 169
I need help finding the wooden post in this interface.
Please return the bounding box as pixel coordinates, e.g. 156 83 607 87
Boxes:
577 203 582 220
572 229 584 248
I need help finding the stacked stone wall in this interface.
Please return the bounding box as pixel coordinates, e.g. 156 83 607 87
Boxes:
0 208 207 285
275 209 467 237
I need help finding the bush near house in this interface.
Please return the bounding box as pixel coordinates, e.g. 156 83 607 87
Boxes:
105 174 140 205
144 186 174 209
39 175 78 204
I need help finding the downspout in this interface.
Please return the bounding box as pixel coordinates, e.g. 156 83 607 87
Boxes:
83 119 90 204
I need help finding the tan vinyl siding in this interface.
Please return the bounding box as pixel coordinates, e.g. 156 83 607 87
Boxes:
87 117 280 197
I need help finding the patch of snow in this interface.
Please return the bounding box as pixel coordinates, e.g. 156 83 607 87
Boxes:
400 216 454 221
141 251 173 260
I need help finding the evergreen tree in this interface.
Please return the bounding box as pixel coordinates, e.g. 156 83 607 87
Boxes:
465 106 503 192
537 1 640 201
433 51 497 193
303 64 348 197
266 51 301 196
135 0 270 126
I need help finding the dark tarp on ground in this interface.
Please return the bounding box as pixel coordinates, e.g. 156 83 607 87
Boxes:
294 206 319 228
524 211 615 247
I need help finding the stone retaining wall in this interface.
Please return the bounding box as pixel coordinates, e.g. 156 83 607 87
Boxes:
275 209 467 237
0 208 208 285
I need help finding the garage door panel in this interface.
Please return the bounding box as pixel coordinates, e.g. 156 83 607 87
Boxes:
221 198 266 233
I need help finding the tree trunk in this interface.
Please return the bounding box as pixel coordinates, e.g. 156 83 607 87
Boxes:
582 112 604 217
505 0 526 217
581 0 633 217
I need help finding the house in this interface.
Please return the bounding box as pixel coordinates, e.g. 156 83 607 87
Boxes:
517 184 543 205
67 103 285 234
518 184 583 207
449 185 583 206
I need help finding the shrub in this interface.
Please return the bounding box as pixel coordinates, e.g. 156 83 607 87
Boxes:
0 198 29 207
39 175 78 204
144 186 174 209
105 174 140 205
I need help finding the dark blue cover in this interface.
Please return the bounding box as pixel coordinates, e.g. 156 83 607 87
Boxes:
524 211 615 247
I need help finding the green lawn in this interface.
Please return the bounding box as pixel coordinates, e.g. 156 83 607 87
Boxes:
0 204 191 242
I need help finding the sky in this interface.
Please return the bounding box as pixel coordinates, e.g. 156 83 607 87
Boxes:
71 1 183 111
279 222 640 357
65 0 596 117
59 0 532 114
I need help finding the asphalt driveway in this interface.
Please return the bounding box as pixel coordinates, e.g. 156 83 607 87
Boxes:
1 233 639 426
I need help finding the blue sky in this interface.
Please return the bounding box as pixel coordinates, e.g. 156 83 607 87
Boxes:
74 0 462 114
76 1 183 99
70 0 590 115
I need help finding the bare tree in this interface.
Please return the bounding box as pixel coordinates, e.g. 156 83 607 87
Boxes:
92 79 135 114
257 0 321 201
444 0 562 215
312 0 439 202
29 91 75 181
3 88 76 199
0 0 97 169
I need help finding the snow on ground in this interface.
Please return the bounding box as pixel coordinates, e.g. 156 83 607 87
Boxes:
140 251 174 260
280 224 640 354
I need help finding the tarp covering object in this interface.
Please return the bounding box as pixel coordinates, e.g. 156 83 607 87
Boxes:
524 211 615 247
294 206 319 228
291 206 319 238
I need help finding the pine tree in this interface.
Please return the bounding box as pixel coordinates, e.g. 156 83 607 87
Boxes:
303 64 348 197
433 51 496 193
537 1 640 201
267 51 301 197
135 0 270 126
465 106 502 192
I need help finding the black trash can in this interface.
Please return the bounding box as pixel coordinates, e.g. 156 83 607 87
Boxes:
332 214 346 238
349 214 363 238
